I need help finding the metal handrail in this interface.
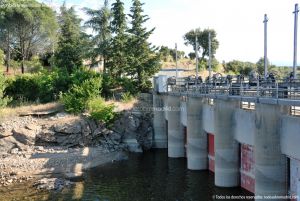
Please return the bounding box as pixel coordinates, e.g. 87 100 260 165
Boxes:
167 77 300 100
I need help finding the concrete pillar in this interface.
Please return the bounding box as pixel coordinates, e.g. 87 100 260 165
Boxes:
255 103 288 200
214 99 240 187
186 97 207 170
153 93 167 148
167 95 185 158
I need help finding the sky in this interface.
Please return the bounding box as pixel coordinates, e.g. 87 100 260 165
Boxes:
41 0 300 66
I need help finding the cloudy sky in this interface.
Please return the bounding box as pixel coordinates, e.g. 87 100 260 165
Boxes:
41 0 300 66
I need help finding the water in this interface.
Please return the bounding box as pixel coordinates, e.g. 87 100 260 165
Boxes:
0 150 252 201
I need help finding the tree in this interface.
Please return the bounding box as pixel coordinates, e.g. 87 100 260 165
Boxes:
183 28 219 64
256 57 270 75
84 0 111 73
159 46 170 62
106 0 128 78
169 49 185 61
224 60 256 75
188 52 196 60
0 0 57 73
0 49 4 68
127 0 160 92
54 4 84 74
159 46 184 62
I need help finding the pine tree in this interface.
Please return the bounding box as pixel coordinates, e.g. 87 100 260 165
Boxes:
106 0 128 78
84 0 111 73
127 0 160 92
54 4 83 74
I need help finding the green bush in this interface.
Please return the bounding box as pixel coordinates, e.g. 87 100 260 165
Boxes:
121 92 134 103
70 68 101 86
87 97 116 124
4 68 102 104
0 73 11 108
60 77 102 114
5 74 41 103
25 56 44 73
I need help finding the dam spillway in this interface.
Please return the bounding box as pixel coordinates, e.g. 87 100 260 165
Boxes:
152 75 300 201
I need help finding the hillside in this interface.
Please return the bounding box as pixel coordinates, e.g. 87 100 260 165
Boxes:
161 58 225 78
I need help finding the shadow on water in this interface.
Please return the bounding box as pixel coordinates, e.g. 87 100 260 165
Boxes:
33 149 251 201
0 149 252 201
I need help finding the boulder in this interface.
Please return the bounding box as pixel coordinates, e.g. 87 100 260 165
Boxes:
53 123 81 134
0 136 18 153
36 130 57 144
12 128 36 145
10 148 19 154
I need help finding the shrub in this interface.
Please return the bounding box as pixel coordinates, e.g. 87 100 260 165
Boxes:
121 92 134 103
25 56 43 73
5 74 40 103
70 68 101 86
87 97 116 124
60 77 102 114
0 73 11 108
4 68 102 104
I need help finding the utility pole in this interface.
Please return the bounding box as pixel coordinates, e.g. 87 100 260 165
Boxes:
293 3 299 79
263 14 268 80
175 43 178 78
195 33 199 85
208 31 212 81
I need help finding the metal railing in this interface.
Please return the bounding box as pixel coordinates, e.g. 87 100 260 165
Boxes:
167 77 300 100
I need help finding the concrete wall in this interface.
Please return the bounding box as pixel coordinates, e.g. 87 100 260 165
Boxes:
158 94 300 198
153 93 167 148
234 109 255 146
180 100 187 127
203 104 215 134
214 99 240 187
167 95 185 158
186 97 207 170
281 115 300 159
254 104 289 199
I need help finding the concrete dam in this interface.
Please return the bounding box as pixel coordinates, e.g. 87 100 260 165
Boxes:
152 75 300 200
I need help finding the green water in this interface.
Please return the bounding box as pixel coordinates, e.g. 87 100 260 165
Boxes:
0 150 252 201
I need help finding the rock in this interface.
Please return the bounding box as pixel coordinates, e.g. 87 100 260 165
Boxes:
0 136 18 153
34 178 74 191
54 112 68 119
10 148 19 154
92 128 102 136
12 128 36 145
53 123 81 134
35 146 44 152
109 132 122 142
25 124 41 131
0 131 13 138
36 130 56 144
123 139 143 153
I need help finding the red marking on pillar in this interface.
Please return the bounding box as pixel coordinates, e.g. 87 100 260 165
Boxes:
241 144 255 193
208 133 215 172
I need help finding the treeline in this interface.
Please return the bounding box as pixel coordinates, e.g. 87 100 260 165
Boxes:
0 0 161 120
223 58 292 78
0 0 160 94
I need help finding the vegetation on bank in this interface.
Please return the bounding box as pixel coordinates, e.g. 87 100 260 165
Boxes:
0 0 161 123
0 0 296 124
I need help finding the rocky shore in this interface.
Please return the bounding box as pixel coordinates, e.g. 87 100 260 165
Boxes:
0 96 153 191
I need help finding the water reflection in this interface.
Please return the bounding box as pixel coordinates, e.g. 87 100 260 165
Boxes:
0 150 252 201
